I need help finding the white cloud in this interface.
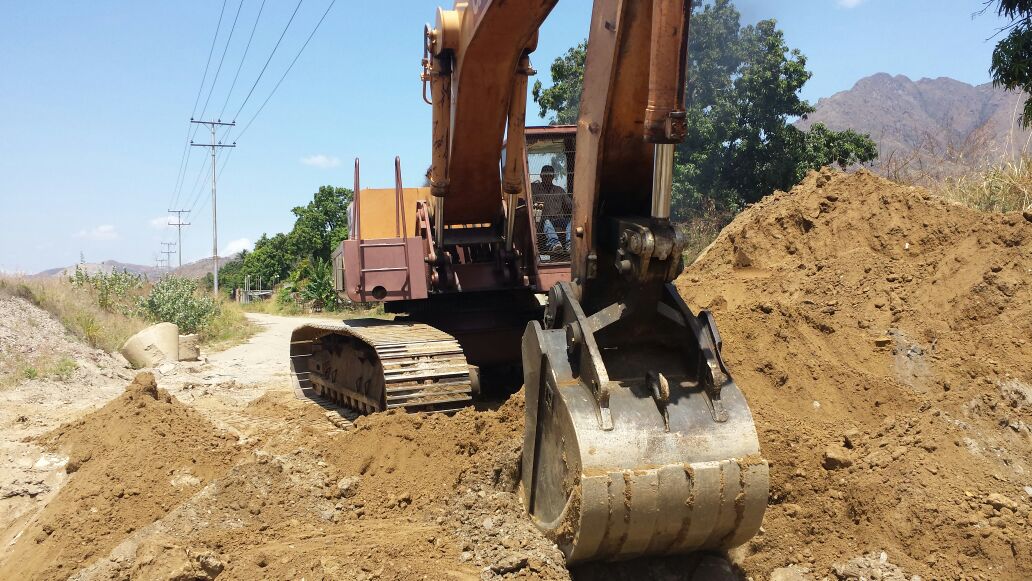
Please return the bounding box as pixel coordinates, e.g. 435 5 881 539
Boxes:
149 216 174 230
76 225 119 241
222 238 253 256
837 0 866 7
300 154 341 169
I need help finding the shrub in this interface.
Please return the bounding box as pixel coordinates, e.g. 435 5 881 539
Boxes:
53 357 77 381
69 266 146 318
300 258 337 310
141 276 220 334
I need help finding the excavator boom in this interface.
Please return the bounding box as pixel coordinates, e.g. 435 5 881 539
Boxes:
519 0 768 562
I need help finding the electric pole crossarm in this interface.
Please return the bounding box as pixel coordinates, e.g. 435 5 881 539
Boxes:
168 209 191 268
188 119 236 294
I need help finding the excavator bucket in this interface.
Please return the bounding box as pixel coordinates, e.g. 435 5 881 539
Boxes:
520 283 768 563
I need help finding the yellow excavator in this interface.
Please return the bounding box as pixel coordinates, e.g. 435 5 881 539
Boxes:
290 0 768 564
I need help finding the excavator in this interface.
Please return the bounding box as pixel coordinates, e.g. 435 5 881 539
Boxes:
290 0 768 564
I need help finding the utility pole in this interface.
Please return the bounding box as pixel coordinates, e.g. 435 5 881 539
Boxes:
190 119 235 294
167 209 191 268
160 242 177 274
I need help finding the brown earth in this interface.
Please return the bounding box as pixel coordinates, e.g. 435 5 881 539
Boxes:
677 168 1032 580
1 169 1030 580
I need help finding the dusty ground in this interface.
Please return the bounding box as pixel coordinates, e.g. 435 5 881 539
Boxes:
679 169 1032 580
0 169 1030 580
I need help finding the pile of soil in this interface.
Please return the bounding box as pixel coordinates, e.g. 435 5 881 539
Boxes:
676 168 1032 579
0 372 240 580
0 379 564 580
0 295 132 538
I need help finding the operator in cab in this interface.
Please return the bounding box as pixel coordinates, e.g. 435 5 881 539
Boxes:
532 165 573 253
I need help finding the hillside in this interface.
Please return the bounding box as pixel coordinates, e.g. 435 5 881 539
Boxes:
34 255 235 280
797 73 1031 180
35 260 161 279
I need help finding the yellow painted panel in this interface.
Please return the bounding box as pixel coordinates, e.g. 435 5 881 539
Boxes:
358 187 429 239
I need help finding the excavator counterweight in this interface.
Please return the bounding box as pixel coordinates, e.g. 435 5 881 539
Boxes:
290 0 768 565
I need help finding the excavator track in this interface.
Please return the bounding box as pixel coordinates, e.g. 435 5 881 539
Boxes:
289 319 474 416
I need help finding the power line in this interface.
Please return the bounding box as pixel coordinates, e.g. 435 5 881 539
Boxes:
190 120 236 294
190 0 334 216
219 0 267 121
168 210 192 268
167 131 193 212
169 0 229 214
232 0 304 122
195 0 246 124
160 242 177 273
235 0 337 140
191 148 235 218
190 0 230 119
183 153 214 215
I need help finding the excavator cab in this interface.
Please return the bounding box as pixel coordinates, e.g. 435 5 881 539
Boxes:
524 126 576 265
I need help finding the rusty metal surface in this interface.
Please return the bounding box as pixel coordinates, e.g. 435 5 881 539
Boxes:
428 0 558 226
341 237 428 303
290 319 473 415
570 0 659 293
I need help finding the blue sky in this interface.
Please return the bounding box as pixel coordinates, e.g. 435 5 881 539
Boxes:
0 0 1010 273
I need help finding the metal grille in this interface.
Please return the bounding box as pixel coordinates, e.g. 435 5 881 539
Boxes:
527 141 575 264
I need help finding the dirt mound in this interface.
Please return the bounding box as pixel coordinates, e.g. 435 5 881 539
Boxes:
13 385 566 581
0 295 132 540
677 168 1032 580
0 372 240 580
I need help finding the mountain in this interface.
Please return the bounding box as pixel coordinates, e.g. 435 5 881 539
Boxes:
797 73 1031 180
34 255 236 280
36 260 161 279
171 255 232 280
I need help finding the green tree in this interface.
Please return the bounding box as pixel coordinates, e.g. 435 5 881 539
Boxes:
532 41 586 125
243 233 294 283
533 0 877 216
990 0 1032 126
287 185 352 262
216 251 247 295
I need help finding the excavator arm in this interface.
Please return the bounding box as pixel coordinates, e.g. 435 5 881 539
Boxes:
519 0 769 563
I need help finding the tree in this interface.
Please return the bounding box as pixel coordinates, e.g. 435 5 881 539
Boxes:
990 0 1032 126
243 233 294 283
216 251 247 294
532 41 586 125
238 185 352 290
287 185 352 262
532 0 878 216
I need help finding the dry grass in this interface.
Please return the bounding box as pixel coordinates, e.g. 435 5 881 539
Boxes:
200 300 258 350
242 298 390 320
877 108 1032 214
242 299 305 317
0 277 145 353
679 203 736 266
0 353 78 389
0 276 257 356
934 157 1032 213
